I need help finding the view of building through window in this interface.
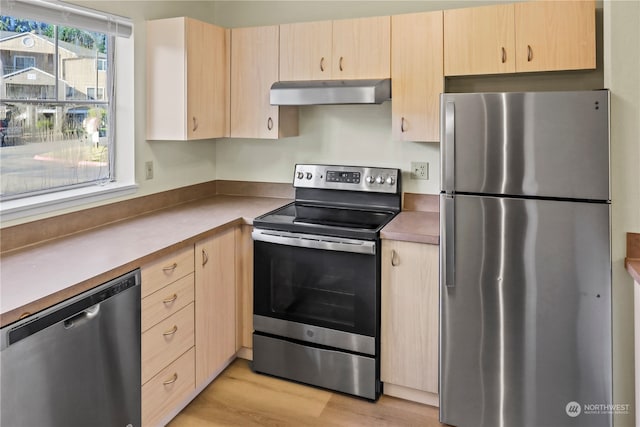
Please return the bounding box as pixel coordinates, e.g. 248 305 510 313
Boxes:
0 15 112 199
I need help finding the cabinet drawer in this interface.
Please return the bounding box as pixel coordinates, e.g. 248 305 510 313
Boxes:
142 303 195 384
142 347 195 427
142 273 194 332
141 247 194 298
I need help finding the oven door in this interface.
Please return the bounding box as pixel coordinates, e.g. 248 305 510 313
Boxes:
252 228 378 354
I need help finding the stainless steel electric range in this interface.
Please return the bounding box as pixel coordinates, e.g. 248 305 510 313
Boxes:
251 164 401 400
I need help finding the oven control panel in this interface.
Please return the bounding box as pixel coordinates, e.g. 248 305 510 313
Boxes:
293 164 400 194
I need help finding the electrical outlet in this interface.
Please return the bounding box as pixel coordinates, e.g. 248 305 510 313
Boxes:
145 161 154 180
411 162 429 180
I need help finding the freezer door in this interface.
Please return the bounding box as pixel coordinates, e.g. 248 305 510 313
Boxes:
440 90 610 201
440 194 612 427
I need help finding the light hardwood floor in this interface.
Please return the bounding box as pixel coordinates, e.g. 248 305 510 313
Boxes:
169 359 445 426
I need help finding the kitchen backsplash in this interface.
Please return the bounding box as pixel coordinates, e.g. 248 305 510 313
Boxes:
215 102 441 195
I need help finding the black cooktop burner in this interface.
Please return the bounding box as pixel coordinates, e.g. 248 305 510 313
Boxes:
253 202 396 240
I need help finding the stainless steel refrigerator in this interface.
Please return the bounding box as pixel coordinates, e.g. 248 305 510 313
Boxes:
439 90 612 427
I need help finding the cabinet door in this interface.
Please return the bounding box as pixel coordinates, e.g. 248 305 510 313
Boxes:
514 0 595 72
186 19 229 139
231 26 298 139
391 11 443 142
332 16 391 79
280 21 332 81
381 240 438 394
195 228 236 386
146 17 187 140
444 4 515 76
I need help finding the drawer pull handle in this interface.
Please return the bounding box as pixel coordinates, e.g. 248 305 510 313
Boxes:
162 263 178 273
163 373 178 386
400 117 407 133
527 45 533 62
320 57 325 72
267 117 274 131
501 47 507 64
192 116 198 132
202 249 209 267
163 325 178 336
391 249 400 267
163 294 178 304
339 56 344 71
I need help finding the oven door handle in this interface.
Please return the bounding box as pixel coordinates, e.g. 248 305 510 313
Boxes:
252 229 376 255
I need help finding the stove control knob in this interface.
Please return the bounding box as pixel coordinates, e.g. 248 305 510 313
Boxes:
296 171 304 179
386 176 395 185
375 176 384 184
306 172 313 180
366 176 375 184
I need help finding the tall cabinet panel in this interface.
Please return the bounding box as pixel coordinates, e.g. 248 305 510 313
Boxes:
230 25 298 139
146 17 228 140
391 11 443 142
194 228 236 386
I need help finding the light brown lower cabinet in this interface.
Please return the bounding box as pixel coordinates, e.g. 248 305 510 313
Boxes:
142 348 196 427
381 239 439 406
195 228 237 386
141 251 196 426
235 224 254 359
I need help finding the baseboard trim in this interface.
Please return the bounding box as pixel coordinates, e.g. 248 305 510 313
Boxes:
383 383 439 407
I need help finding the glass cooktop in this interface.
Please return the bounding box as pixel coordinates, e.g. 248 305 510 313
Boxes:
253 202 397 240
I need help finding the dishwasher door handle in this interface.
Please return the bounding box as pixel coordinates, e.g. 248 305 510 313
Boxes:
64 304 101 329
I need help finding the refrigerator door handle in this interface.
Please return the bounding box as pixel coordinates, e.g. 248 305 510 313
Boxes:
443 101 455 192
443 195 455 288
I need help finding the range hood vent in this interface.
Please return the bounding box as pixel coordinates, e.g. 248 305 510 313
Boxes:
270 79 391 106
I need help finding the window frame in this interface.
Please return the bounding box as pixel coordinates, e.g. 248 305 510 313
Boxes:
0 4 135 223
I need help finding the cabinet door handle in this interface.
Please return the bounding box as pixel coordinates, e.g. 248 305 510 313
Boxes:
339 56 344 71
162 293 178 305
267 117 274 131
527 45 533 62
501 47 507 64
400 117 407 133
162 263 178 273
163 325 178 336
192 116 198 132
163 373 178 386
391 249 400 267
202 249 209 267
320 57 325 72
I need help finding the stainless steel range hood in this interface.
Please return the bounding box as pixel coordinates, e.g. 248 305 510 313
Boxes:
270 79 391 105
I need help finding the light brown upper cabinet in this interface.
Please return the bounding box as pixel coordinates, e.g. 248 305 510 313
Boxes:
279 16 391 81
391 11 443 142
514 0 596 72
444 4 516 76
146 17 229 140
231 25 298 139
444 1 595 76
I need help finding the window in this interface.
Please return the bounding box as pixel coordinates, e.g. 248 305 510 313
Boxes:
0 3 132 207
13 55 36 71
86 87 105 100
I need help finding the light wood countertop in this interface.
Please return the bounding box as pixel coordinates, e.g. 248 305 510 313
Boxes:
381 211 439 245
0 195 290 327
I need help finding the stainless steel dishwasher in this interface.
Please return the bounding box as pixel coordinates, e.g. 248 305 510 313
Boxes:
1 269 141 427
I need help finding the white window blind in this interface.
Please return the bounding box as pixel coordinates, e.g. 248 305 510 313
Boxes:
1 0 132 38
